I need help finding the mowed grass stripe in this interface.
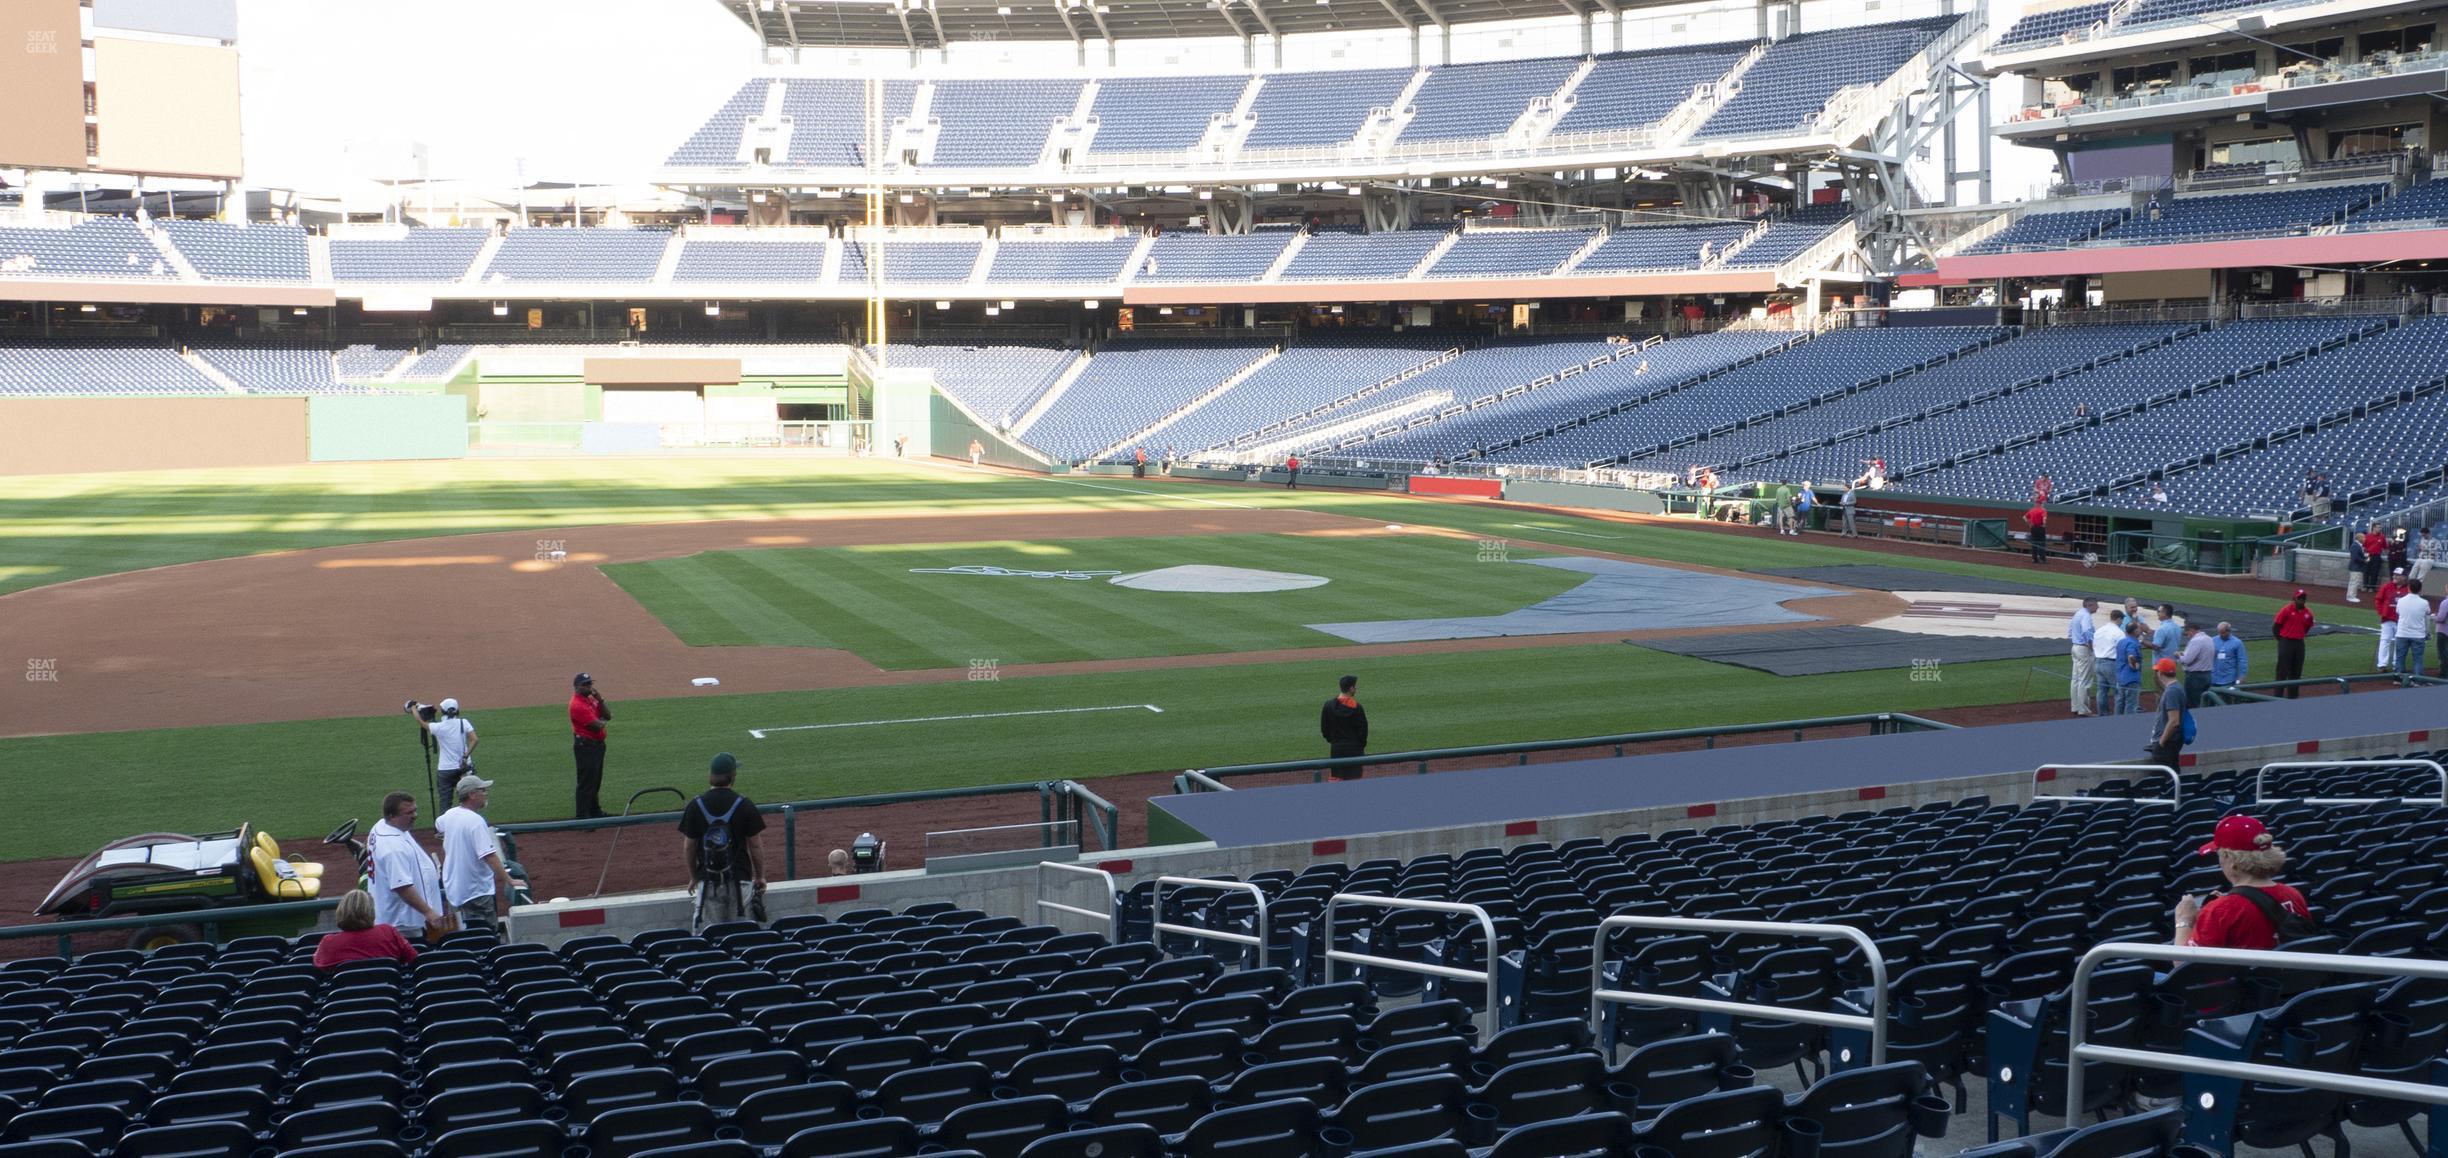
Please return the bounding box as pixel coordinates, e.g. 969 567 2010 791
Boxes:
605 534 1590 669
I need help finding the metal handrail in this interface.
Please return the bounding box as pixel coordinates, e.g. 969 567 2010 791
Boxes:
1153 876 1269 970
2254 759 2448 805
2067 943 2448 1114
1052 779 1120 851
1181 713 1958 788
1588 915 1888 1065
1036 861 1117 940
1325 894 1499 1043
1173 770 1233 794
2034 764 2180 805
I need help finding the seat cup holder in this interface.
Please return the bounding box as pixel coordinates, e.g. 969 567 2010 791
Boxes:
1118 1069 1147 1084
1718 1063 1758 1091
1319 1125 1355 1154
991 1085 1020 1101
1783 1116 1825 1158
714 1125 744 1141
1636 1145 1675 1158
1603 1081 1643 1113
856 1103 885 1120
398 1125 429 1144
2280 1025 2318 1067
2371 1010 2412 1051
1910 1094 1952 1137
543 1104 569 1123
1243 1053 1271 1068
2149 992 2187 1028
1896 995 1927 1027
561 1147 591 1158
2169 1145 2220 1158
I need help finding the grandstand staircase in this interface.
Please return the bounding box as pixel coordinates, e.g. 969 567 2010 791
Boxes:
307 235 333 283
1650 42 1766 148
1259 233 1308 283
1510 58 1596 146
820 239 846 284
1012 350 1092 436
1354 70 1433 155
1054 83 1103 160
143 227 199 281
463 233 506 283
1115 233 1159 286
1705 217 1775 267
966 241 998 286
651 233 687 285
1553 230 1611 275
181 352 246 395
1090 347 1281 461
1405 232 1462 278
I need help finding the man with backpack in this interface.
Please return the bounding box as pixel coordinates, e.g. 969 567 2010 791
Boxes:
679 753 768 926
2174 815 2315 950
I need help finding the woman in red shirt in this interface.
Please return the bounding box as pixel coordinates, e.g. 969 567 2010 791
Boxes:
314 889 420 969
2174 815 2313 951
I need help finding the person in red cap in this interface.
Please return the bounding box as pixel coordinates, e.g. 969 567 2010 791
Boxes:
2271 590 2314 697
2146 657 2189 770
2174 815 2314 950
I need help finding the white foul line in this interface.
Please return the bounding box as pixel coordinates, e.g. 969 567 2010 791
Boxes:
751 703 1165 739
1509 523 1613 539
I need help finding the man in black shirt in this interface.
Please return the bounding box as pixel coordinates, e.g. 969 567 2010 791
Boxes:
1320 674 1369 781
679 753 768 925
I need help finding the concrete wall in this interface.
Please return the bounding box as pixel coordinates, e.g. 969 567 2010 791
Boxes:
505 720 2433 948
0 396 308 476
1506 479 1668 514
307 395 469 462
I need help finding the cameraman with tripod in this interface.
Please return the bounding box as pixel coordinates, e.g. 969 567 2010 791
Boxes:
404 697 479 811
680 753 768 930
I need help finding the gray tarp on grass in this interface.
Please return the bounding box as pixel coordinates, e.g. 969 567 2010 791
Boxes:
1306 556 1844 644
1631 624 2067 676
1755 564 2333 641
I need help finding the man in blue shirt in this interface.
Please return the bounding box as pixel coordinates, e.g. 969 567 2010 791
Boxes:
2114 621 2145 716
2066 597 2099 716
2211 622 2249 689
2150 604 2183 667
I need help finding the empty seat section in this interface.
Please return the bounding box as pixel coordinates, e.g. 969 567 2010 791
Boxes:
671 239 831 282
1695 16 1962 138
1279 231 1445 280
1424 230 1592 277
329 229 490 282
1085 76 1249 154
1020 340 1273 461
988 238 1140 284
883 343 1073 429
1243 67 1414 150
666 79 765 165
840 240 980 284
157 221 311 282
1551 42 1756 138
480 229 670 282
1957 210 2126 255
2100 183 2383 244
0 217 175 279
1396 57 1577 144
1575 222 1755 273
928 79 1079 167
1135 231 1294 283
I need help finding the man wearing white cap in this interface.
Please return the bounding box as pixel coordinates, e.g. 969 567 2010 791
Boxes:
404 697 479 809
435 775 513 931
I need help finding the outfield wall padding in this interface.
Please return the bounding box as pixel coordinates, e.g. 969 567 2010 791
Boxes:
0 396 307 476
306 395 469 462
1408 476 1502 498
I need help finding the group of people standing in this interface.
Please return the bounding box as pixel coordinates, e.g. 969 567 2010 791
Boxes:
2067 597 2250 720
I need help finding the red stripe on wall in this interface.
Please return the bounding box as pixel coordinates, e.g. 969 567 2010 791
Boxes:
1097 859 1134 874
1311 839 1347 857
557 909 604 928
816 884 861 904
2296 740 2321 755
2035 768 2058 782
1504 821 1540 837
1687 804 1718 819
1858 786 1888 801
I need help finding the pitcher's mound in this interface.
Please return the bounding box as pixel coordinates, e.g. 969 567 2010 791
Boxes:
1109 565 1330 593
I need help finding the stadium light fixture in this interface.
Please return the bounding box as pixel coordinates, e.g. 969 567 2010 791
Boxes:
998 4 1011 12
292 307 309 316
1492 178 1508 189
1051 192 1065 202
705 302 721 316
1084 300 1100 309
935 300 951 309
1158 306 1174 315
986 306 1002 316
1197 190 1213 200
898 193 915 204
79 303 96 313
491 301 508 316
1345 185 1363 195
1000 300 1016 309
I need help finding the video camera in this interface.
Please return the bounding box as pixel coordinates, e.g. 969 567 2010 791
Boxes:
851 832 886 874
406 699 440 723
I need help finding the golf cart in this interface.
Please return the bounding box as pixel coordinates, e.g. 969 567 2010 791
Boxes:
37 822 359 951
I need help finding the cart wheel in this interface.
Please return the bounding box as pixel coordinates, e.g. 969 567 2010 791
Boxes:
130 923 202 953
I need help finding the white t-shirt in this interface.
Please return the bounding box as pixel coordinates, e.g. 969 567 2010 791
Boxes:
430 716 475 771
368 819 440 933
2093 626 2126 661
2398 592 2436 640
435 805 501 908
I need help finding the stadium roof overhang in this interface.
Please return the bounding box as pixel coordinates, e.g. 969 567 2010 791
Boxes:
715 0 1635 50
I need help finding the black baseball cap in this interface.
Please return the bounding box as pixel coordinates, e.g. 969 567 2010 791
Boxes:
573 672 593 687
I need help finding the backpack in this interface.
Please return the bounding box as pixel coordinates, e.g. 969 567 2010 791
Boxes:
2230 886 2320 943
2180 708 2197 745
694 795 744 877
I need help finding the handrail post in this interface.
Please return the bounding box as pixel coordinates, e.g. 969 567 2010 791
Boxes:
1153 876 1271 970
2069 942 2448 1115
1035 860 1118 941
1588 915 1886 1065
1324 893 1500 1043
782 805 797 881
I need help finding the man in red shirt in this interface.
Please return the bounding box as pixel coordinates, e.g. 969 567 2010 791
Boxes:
2361 524 2390 602
2024 504 2049 565
1284 454 1301 489
2375 567 2407 671
2175 815 2313 951
2271 589 2314 698
570 672 612 819
2032 472 2053 505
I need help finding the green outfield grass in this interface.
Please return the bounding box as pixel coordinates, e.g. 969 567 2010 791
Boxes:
0 456 2382 863
604 533 1581 667
0 633 2378 862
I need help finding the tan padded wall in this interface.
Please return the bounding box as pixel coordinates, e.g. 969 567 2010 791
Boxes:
0 398 308 476
0 0 90 171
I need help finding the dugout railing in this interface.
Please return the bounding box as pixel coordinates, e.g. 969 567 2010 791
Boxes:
1172 712 1959 791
